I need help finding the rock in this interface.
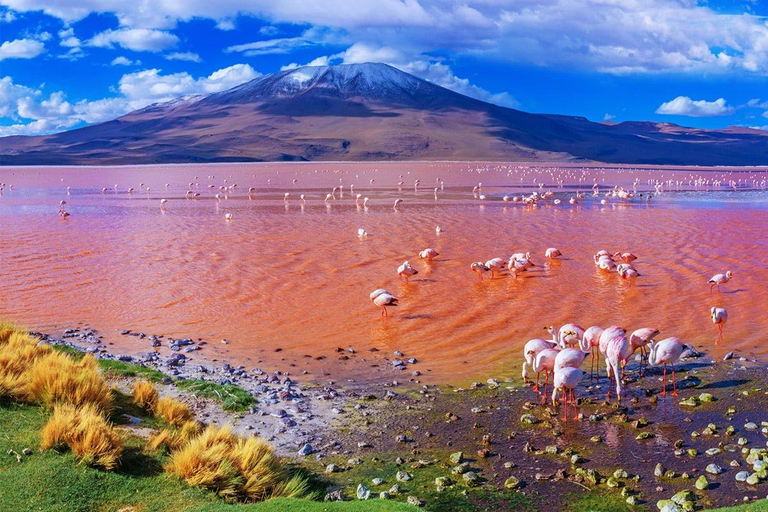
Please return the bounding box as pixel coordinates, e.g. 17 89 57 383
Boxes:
462 471 479 487
21 448 32 456
706 448 722 456
504 476 520 489
626 496 638 506
746 473 760 485
571 454 583 464
324 490 344 502
388 484 401 495
658 502 682 512
723 351 734 360
695 475 709 490
698 393 716 403
407 496 422 507
372 478 384 486
744 422 758 430
655 463 665 477
736 471 750 482
395 434 407 443
297 443 313 456
606 476 620 488
671 489 694 505
636 431 655 440
356 484 371 500
705 464 724 475
520 414 539 424
396 471 412 482
325 463 339 474
379 491 390 499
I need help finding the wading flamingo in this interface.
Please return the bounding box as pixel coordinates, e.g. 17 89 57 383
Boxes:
648 337 686 396
552 367 584 421
531 348 559 395
708 271 733 293
545 248 562 259
419 248 439 260
581 325 604 378
614 252 637 263
370 289 398 317
470 262 489 281
599 326 626 377
629 327 660 375
605 334 631 401
617 264 640 286
397 261 418 282
710 307 728 343
484 258 506 278
554 345 590 372
522 338 558 384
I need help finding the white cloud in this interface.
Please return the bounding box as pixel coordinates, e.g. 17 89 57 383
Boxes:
89 28 178 52
226 36 313 56
656 96 735 117
3 0 768 74
0 37 44 60
603 113 616 121
165 51 201 62
280 55 330 71
110 56 136 66
763 111 768 119
0 64 260 136
1 8 15 22
215 19 235 31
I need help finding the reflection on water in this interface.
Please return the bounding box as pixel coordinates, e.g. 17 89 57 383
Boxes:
1 162 767 383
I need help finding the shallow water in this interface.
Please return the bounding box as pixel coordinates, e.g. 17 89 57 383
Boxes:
1 162 767 383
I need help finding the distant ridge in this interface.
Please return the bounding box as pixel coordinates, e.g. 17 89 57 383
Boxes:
1 63 767 165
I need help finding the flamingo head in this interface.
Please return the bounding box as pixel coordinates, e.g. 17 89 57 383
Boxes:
725 271 733 279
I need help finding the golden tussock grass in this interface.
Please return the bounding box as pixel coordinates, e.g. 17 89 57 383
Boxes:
166 425 311 502
0 325 51 401
40 403 123 470
131 379 159 411
154 396 194 426
147 420 203 453
25 351 113 412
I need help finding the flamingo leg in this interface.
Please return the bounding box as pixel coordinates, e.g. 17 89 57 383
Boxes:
543 371 550 397
572 389 580 421
562 390 568 422
671 364 678 397
717 324 723 344
595 351 601 380
661 364 667 396
606 365 613 398
533 371 541 392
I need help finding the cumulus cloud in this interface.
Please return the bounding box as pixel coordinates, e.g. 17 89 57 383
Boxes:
89 28 178 52
656 96 734 117
0 37 45 60
165 52 201 62
110 56 136 66
3 0 768 75
0 64 260 136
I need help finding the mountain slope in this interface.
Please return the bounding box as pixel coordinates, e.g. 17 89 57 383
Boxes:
1 63 766 165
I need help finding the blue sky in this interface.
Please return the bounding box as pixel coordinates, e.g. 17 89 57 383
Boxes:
1 0 767 136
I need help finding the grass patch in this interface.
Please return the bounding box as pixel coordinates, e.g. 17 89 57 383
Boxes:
176 379 255 413
98 358 167 382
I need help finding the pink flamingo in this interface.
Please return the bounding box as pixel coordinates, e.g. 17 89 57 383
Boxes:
370 289 398 317
605 334 631 401
710 307 727 343
419 248 439 260
545 248 562 259
554 346 590 371
614 252 637 263
629 328 660 376
598 326 626 376
708 271 733 293
552 367 584 421
648 337 687 396
470 262 489 281
617 263 640 286
522 338 558 384
397 261 418 282
531 348 559 394
581 326 604 378
558 324 585 348
484 258 506 279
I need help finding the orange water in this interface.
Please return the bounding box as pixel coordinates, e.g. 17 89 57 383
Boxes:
1 162 767 383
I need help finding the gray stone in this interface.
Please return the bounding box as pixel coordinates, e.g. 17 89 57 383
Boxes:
298 443 313 456
356 484 371 500
396 471 412 482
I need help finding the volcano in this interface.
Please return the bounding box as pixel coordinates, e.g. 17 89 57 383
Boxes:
1 62 766 165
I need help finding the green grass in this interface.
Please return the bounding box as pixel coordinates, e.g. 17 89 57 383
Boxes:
0 402 417 512
175 379 256 413
99 359 167 382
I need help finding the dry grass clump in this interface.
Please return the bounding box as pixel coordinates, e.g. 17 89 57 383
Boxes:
166 425 311 502
147 420 203 453
131 379 159 411
25 351 113 412
40 403 123 470
154 396 194 426
0 326 50 399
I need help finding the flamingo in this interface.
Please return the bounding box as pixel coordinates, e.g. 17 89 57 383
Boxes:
224 213 233 221
710 307 728 343
397 261 418 282
648 337 687 396
363 197 370 208
545 248 562 259
358 228 368 239
419 248 439 260
522 338 558 384
484 258 506 278
617 264 640 286
370 289 398 317
595 255 616 271
470 262 489 280
393 199 403 209
558 324 585 348
581 326 604 378
160 198 168 209
629 328 660 375
708 271 733 293
552 367 584 421
614 252 637 263
598 326 626 376
355 193 362 206
508 259 528 279
531 348 559 394
435 226 442 234
605 334 631 401
554 346 590 371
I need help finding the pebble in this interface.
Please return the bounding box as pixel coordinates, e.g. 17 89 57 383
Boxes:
297 443 313 456
736 471 750 482
705 464 724 475
356 484 371 500
396 471 412 482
